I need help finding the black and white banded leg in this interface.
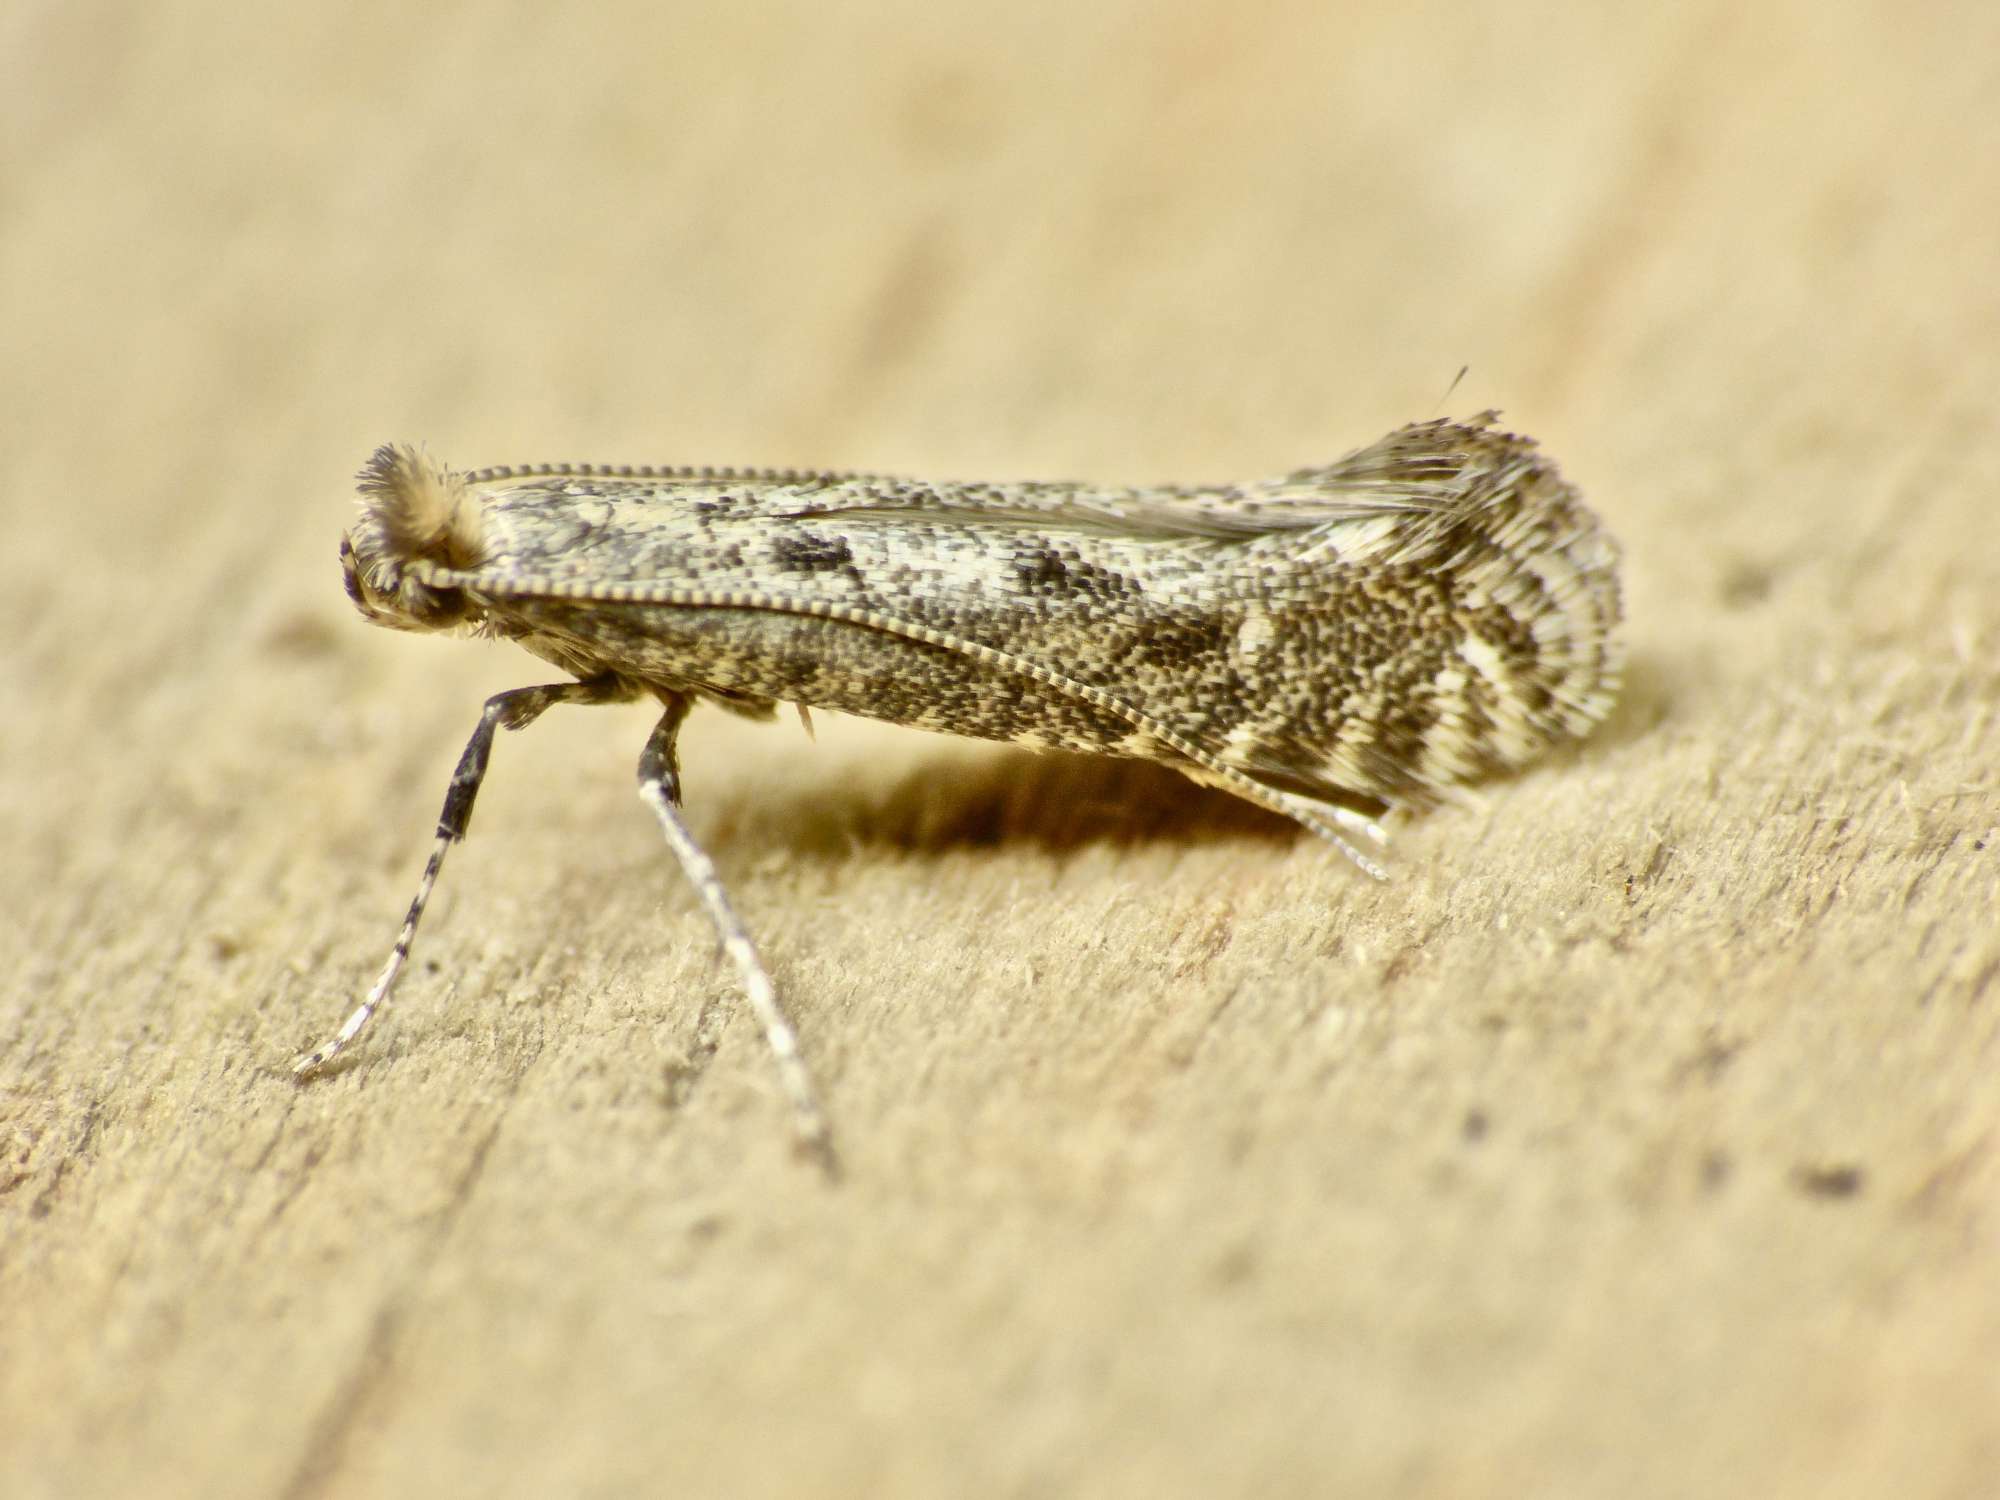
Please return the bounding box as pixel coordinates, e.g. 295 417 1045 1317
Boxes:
294 674 834 1172
292 674 632 1076
636 697 834 1173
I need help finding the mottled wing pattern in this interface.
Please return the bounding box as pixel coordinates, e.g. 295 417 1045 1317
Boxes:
342 418 1621 847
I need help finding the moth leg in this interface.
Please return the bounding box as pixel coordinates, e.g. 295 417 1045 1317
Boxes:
636 697 835 1176
1267 792 1393 883
293 674 631 1077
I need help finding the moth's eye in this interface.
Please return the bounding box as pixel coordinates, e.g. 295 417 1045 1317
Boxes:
340 532 448 627
396 577 471 628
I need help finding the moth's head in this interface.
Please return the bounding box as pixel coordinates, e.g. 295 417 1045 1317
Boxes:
341 444 488 632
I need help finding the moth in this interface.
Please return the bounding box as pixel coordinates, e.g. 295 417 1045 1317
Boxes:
295 415 1622 1166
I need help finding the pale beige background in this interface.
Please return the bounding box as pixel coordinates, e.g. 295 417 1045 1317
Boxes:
4 2 1996 1496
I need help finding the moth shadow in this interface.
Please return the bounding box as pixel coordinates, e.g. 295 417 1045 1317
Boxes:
770 747 1301 858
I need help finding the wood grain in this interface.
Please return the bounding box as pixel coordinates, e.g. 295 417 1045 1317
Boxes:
4 2 1995 1495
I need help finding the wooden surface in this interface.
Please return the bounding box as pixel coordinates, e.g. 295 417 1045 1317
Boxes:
5 2 1996 1495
